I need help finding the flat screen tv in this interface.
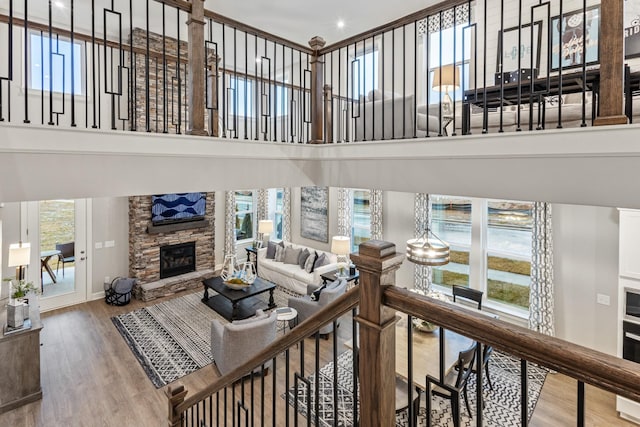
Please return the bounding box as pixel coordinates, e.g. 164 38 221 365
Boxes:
151 192 206 225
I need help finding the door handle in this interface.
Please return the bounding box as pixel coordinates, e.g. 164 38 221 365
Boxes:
625 332 640 342
80 257 86 261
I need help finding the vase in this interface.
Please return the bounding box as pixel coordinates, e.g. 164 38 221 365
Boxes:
6 300 24 328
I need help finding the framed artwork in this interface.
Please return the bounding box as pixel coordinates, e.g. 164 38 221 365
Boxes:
551 5 600 71
625 0 640 59
496 22 542 73
300 186 328 242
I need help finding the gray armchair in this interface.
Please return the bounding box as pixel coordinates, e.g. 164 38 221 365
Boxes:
210 309 277 376
288 278 347 335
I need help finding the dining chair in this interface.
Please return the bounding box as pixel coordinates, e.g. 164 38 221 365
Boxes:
452 285 483 310
424 343 477 427
55 242 75 277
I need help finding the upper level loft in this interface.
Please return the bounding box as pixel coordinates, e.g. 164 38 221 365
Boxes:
0 0 638 145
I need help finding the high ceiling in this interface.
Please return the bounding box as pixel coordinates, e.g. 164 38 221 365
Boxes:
204 0 440 46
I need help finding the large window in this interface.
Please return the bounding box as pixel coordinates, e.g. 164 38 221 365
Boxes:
235 191 254 241
30 33 84 95
276 84 288 117
229 77 255 118
267 188 285 241
431 196 533 312
426 25 470 104
351 190 371 251
352 50 378 98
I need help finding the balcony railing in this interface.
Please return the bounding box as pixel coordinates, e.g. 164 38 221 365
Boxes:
0 0 635 143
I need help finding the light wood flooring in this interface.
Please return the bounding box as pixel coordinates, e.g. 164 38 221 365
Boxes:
0 289 636 426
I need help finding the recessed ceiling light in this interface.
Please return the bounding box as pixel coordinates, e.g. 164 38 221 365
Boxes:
337 20 345 29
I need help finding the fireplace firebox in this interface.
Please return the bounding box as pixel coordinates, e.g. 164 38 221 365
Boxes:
160 242 196 279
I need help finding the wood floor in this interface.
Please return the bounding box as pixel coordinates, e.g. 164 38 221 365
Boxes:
0 290 636 426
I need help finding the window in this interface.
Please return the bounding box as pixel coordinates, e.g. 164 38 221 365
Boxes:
229 77 255 118
431 196 533 313
426 25 470 104
30 33 83 95
267 188 284 240
431 195 472 288
351 190 371 251
276 84 288 117
352 50 378 98
235 191 254 241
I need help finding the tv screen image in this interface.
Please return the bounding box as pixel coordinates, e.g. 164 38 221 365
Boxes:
151 193 206 224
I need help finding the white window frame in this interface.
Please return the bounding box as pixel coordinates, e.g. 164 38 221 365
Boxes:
352 49 378 99
267 188 284 241
425 25 471 104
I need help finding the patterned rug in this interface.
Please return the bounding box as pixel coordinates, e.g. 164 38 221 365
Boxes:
112 288 297 388
287 349 548 427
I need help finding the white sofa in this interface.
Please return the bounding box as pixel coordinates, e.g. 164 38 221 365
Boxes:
257 243 339 295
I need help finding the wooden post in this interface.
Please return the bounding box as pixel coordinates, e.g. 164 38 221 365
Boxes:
594 0 628 126
350 240 405 426
186 0 208 136
308 36 326 144
324 84 333 143
166 383 188 427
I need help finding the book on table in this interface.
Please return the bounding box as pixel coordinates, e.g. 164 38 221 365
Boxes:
276 307 292 314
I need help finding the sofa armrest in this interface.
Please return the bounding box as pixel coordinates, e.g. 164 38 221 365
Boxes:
257 247 267 261
288 296 319 321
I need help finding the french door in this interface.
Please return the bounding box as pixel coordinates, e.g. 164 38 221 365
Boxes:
23 199 90 311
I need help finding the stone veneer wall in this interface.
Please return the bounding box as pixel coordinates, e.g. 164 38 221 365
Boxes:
128 192 215 285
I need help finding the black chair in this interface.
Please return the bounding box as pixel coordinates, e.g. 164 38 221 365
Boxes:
479 344 494 390
452 285 483 310
424 344 477 427
55 242 75 277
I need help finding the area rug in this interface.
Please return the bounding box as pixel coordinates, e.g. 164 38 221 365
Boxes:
286 349 548 427
112 288 297 388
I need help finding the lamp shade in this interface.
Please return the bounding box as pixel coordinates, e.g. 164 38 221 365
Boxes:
432 64 460 93
8 242 31 267
331 236 351 256
258 220 274 234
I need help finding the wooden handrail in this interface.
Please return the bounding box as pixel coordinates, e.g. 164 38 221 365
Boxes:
384 286 640 403
174 286 360 414
319 0 469 54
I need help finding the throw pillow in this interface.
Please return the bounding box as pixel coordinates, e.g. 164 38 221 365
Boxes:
298 248 310 269
310 284 327 301
266 241 277 259
304 251 318 273
275 245 286 262
283 247 302 265
313 253 328 270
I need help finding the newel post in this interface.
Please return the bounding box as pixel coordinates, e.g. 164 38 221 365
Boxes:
166 383 188 427
594 0 627 126
308 36 326 144
186 0 208 136
350 240 405 426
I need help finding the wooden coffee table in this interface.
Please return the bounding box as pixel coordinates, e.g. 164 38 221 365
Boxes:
202 276 276 321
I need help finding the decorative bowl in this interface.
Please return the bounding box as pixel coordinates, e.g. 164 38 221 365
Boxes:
224 279 251 290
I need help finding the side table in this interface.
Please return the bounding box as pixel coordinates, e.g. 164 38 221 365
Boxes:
275 307 298 335
321 270 360 286
245 246 259 275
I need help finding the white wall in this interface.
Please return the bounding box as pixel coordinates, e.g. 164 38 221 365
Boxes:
553 203 620 355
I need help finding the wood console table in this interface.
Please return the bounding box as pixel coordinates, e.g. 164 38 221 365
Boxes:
0 301 43 414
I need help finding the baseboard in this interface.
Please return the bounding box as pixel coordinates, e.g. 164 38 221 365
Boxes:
90 291 106 301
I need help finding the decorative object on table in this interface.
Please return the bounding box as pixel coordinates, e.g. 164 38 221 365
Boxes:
240 261 257 284
496 22 542 75
410 288 449 333
551 5 600 71
331 235 351 278
257 219 274 247
432 64 460 114
223 277 251 290
8 241 31 281
300 186 329 242
406 228 450 267
3 278 38 328
220 254 238 281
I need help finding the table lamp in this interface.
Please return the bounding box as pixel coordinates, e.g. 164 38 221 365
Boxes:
331 236 351 277
432 64 460 114
258 220 274 247
8 242 31 281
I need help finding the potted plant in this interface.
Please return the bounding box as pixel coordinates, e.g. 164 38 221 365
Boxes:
3 278 39 328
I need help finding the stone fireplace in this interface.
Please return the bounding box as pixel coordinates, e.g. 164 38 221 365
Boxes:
129 193 215 301
160 242 196 279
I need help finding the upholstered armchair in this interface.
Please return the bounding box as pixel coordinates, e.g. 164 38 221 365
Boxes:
210 309 277 376
287 278 347 336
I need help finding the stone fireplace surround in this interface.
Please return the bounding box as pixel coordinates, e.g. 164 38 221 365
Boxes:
129 193 215 301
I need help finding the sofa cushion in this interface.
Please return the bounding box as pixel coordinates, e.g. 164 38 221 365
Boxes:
313 253 328 270
305 251 318 273
293 268 315 284
284 247 301 265
275 245 286 262
266 241 277 259
298 248 310 268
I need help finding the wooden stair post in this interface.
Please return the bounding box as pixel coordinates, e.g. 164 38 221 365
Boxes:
594 0 628 126
166 383 188 427
186 0 208 136
308 36 326 144
351 240 405 426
